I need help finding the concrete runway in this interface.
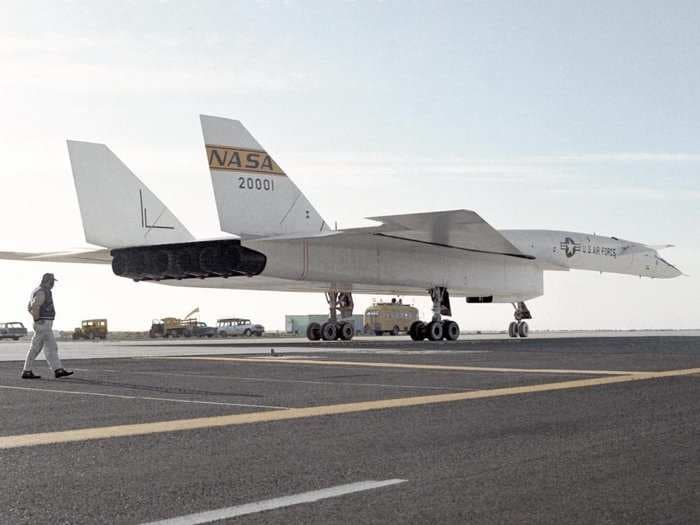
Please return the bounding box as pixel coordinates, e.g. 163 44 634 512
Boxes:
1 335 698 524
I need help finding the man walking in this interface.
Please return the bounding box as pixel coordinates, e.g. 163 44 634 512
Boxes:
21 273 73 379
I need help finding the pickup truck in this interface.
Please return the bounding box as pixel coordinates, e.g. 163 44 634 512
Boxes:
183 321 218 338
0 322 28 340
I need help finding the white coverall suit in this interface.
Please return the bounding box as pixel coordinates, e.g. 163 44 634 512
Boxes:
23 288 63 372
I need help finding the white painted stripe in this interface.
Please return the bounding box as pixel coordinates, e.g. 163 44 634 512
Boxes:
0 384 289 410
141 479 407 525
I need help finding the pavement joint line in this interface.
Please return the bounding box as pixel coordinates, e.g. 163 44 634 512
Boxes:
78 368 473 392
0 367 698 450
0 384 290 410
140 479 408 524
157 356 642 376
245 355 330 360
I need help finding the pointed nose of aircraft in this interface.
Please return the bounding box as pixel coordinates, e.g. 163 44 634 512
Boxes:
656 255 682 278
667 266 682 278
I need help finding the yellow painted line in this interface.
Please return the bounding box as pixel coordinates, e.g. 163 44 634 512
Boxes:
159 356 639 376
0 367 698 450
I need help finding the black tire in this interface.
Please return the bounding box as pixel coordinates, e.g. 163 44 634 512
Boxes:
13 337 19 341
321 322 339 341
184 331 192 338
443 320 460 341
255 331 263 337
306 322 321 341
220 331 228 338
409 321 425 341
508 321 518 338
518 321 529 338
374 330 383 336
339 322 355 341
391 326 400 336
426 321 443 341
244 329 252 337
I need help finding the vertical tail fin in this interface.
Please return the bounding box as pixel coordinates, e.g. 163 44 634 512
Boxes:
67 141 194 249
200 115 329 238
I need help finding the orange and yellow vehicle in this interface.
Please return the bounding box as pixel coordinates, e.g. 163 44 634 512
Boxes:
72 319 108 340
364 299 418 336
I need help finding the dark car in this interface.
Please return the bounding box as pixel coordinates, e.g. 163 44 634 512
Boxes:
183 320 218 338
0 322 28 340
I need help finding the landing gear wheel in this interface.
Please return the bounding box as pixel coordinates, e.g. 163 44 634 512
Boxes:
426 321 443 341
508 321 518 338
339 322 355 341
321 321 339 341
409 321 425 341
443 320 460 341
306 322 321 341
517 321 529 338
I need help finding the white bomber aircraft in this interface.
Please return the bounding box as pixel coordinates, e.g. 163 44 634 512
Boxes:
0 115 683 341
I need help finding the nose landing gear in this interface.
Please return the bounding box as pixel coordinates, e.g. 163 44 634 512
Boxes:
409 287 460 342
508 302 531 338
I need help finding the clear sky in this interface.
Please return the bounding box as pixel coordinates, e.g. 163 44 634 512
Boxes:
1 0 698 332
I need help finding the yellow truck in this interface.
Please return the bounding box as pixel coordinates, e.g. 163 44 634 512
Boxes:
149 317 186 338
72 319 108 340
364 299 418 335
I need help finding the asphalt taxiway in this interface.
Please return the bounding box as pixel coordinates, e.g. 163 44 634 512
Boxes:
1 335 698 524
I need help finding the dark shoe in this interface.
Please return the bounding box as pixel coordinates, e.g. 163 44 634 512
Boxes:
54 368 74 379
21 370 41 379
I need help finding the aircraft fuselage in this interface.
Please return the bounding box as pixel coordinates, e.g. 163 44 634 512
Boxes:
250 235 543 302
501 230 681 279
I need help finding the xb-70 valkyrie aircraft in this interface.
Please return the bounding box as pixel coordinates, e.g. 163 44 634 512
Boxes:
0 115 682 341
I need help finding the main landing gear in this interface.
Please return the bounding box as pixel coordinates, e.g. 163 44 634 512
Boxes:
508 301 531 338
306 291 356 341
409 287 460 342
